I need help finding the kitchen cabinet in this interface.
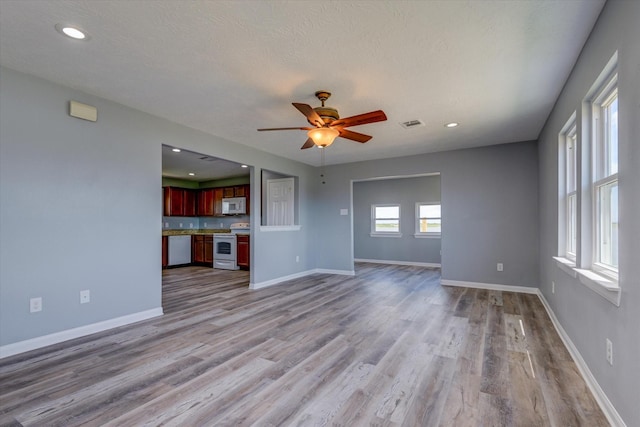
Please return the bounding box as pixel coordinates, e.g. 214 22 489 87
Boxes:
183 189 196 216
237 234 250 270
164 187 196 217
162 236 168 268
222 187 235 198
192 235 213 265
213 188 224 216
164 187 184 216
197 189 215 216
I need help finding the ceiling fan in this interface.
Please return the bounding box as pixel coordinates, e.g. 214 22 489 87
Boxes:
257 90 387 149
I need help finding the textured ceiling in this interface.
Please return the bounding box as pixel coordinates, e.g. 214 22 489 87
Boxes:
0 0 605 167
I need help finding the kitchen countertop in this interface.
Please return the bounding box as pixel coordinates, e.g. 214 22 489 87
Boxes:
162 229 230 236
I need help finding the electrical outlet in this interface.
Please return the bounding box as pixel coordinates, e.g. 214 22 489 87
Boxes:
30 297 42 313
606 338 613 365
220 222 224 228
204 222 207 228
497 263 504 272
552 281 555 294
80 290 90 304
164 222 169 228
179 223 183 228
296 255 299 263
189 223 193 229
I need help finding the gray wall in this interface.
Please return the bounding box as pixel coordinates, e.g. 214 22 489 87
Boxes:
315 140 539 287
537 1 640 425
0 67 317 346
353 175 441 264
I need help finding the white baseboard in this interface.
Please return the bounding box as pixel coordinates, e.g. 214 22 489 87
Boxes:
440 279 538 294
355 258 440 268
314 268 355 276
0 307 164 359
537 292 626 427
249 268 355 290
249 269 316 290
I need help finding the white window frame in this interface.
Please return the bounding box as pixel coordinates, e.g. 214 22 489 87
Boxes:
414 202 441 238
553 55 620 306
558 115 578 262
591 75 618 279
370 204 402 237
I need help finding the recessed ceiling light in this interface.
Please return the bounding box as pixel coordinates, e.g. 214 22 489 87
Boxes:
172 148 181 153
445 122 459 128
55 24 90 40
188 173 195 176
241 165 248 168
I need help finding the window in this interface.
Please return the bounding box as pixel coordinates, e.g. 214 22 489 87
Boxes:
415 203 441 238
592 75 618 276
371 204 401 237
554 56 620 306
559 117 577 261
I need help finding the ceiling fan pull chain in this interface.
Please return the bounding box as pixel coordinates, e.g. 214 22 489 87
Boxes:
320 148 325 184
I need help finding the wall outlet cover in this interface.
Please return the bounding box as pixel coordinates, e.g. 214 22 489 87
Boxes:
80 290 90 304
30 297 42 313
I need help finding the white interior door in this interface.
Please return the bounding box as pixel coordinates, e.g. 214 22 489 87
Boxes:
267 177 294 226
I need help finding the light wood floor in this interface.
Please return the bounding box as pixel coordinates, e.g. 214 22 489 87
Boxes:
0 263 608 426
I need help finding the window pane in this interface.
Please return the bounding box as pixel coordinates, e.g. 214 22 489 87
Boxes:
375 206 399 219
567 194 576 255
598 181 618 267
567 134 576 192
420 219 441 233
419 204 441 218
607 96 618 175
375 219 399 232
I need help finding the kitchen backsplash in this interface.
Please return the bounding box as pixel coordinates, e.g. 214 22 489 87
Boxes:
162 215 250 230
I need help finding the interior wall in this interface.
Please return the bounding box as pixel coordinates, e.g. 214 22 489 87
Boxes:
315 140 540 287
536 1 640 425
353 175 441 264
0 67 317 348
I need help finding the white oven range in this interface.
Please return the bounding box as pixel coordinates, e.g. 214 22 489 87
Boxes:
213 233 238 270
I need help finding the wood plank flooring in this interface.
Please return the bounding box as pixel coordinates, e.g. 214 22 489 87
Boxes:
0 263 608 426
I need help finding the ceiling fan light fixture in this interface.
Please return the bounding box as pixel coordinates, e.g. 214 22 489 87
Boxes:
307 127 339 148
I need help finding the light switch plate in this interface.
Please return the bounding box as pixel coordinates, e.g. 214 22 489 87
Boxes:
340 209 348 216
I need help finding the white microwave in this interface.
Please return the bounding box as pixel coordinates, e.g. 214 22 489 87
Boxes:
222 197 246 215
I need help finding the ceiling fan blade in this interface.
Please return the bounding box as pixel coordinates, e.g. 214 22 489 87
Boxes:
292 103 325 127
337 128 373 143
301 138 315 149
330 110 387 128
257 127 314 131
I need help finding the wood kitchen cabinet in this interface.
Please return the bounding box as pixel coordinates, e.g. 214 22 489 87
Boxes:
222 187 235 198
197 189 215 216
164 186 184 216
213 188 224 216
162 236 168 268
192 235 213 265
164 187 196 216
237 234 250 270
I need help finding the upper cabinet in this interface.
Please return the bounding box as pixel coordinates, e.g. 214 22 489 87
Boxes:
197 189 215 216
164 187 195 217
164 185 249 217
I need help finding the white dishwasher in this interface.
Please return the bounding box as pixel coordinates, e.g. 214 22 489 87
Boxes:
168 235 191 266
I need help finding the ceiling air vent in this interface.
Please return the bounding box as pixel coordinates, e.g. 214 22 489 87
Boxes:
199 156 218 161
400 119 425 129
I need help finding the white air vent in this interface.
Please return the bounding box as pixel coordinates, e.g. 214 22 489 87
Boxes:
400 119 425 129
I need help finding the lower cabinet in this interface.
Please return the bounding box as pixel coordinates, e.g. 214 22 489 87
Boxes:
237 234 250 270
192 235 213 265
162 236 168 268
